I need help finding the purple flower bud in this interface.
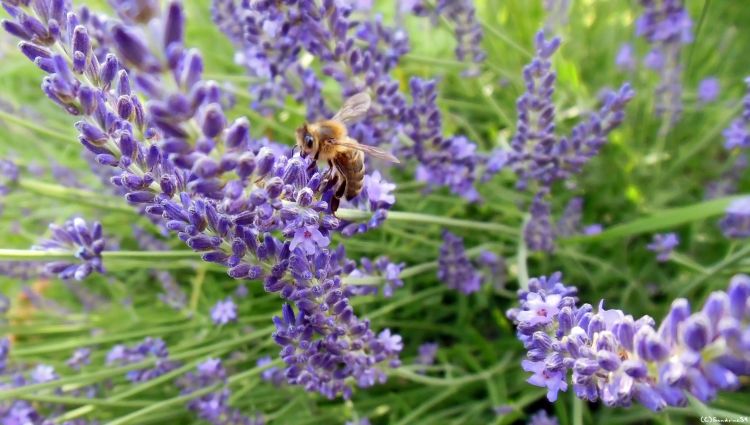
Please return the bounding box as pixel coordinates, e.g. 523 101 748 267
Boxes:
163 1 184 49
727 274 750 319
200 103 226 138
682 314 710 352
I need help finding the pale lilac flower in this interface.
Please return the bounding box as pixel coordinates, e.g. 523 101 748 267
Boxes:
720 197 750 238
31 364 58 383
417 342 438 367
647 233 679 262
211 297 237 325
615 43 636 71
528 410 559 425
522 359 568 402
698 77 720 103
290 225 330 256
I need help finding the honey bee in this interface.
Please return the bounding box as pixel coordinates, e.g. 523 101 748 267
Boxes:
296 93 400 213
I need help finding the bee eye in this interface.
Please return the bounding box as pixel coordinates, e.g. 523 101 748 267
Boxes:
304 134 314 148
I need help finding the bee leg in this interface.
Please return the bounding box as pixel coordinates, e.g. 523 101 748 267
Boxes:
331 180 347 215
330 195 341 214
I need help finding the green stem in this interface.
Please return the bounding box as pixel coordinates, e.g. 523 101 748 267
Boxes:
517 216 529 290
677 244 750 296
103 383 222 425
391 353 511 387
19 179 133 214
336 209 517 237
0 249 201 262
0 109 74 142
563 194 744 243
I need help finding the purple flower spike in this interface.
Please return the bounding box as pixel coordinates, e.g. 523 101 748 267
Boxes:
211 297 237 325
635 0 694 124
720 197 750 239
510 272 750 411
722 77 750 150
647 232 679 262
698 77 720 104
32 217 107 280
438 230 483 294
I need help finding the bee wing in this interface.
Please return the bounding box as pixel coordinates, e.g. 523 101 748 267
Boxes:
331 93 372 125
334 138 401 163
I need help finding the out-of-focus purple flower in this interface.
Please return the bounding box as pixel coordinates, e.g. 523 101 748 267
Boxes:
347 256 405 297
543 0 571 33
235 284 248 298
525 192 555 252
477 250 506 290
106 337 179 382
509 272 750 410
0 337 9 373
345 418 371 425
67 348 91 371
0 158 19 196
722 77 750 150
705 154 747 200
635 0 694 124
582 224 603 235
438 230 483 294
528 410 559 425
720 197 750 239
257 356 285 386
416 342 438 368
556 197 582 237
210 297 237 325
698 77 720 104
615 43 636 71
32 217 107 281
647 232 679 262
132 226 187 310
31 364 58 383
179 357 264 424
404 0 485 76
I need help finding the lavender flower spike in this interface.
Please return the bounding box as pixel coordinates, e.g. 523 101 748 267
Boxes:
32 217 107 280
647 232 679 262
635 0 693 125
720 197 750 239
438 230 483 294
509 272 750 411
722 77 750 150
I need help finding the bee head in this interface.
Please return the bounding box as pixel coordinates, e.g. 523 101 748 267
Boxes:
295 124 317 158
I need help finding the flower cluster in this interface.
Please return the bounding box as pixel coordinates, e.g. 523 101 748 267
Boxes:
722 77 750 151
438 230 484 294
178 358 264 424
347 256 405 297
646 232 679 262
2 0 403 398
698 77 720 104
403 0 486 77
211 297 238 325
32 217 106 280
106 337 179 383
508 272 750 410
508 31 633 251
635 0 693 125
720 197 750 239
213 1 496 202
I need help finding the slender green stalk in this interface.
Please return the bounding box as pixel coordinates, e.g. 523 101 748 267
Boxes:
19 179 134 213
